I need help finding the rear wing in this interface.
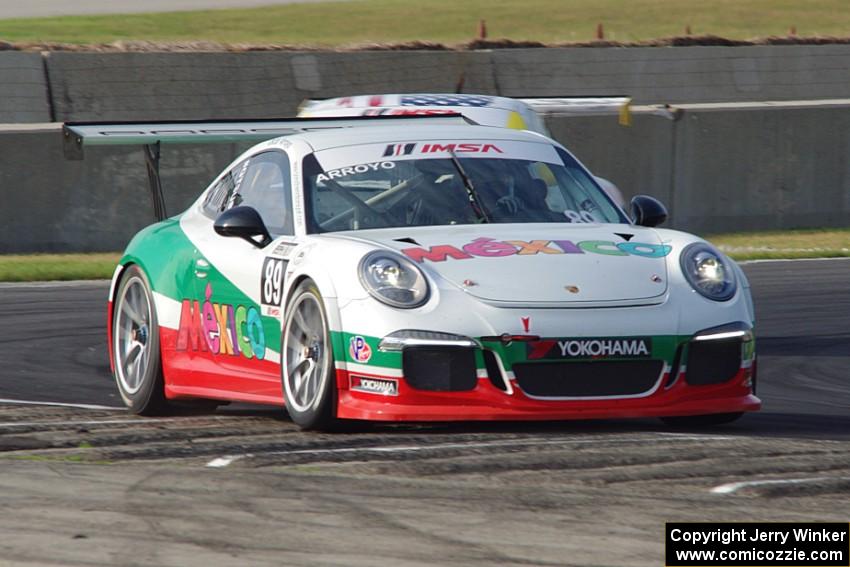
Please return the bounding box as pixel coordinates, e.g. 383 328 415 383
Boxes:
518 97 633 125
299 94 633 129
62 114 473 220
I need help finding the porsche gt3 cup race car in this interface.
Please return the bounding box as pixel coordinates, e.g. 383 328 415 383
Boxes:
64 114 759 430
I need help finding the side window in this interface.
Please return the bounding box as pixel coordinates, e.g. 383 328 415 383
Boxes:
227 151 294 236
202 158 248 217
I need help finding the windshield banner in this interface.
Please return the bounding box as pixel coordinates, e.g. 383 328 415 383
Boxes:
314 140 563 172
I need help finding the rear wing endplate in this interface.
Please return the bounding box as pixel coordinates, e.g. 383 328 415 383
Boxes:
62 114 473 221
519 97 633 125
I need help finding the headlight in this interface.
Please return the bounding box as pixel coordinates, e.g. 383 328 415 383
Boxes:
358 251 429 308
679 243 737 301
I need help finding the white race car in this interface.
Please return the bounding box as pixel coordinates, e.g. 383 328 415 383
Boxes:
64 114 759 430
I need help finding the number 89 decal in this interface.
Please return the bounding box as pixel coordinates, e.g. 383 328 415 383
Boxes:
261 257 285 307
563 209 597 223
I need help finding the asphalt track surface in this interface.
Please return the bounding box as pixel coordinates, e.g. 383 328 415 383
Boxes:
0 259 847 566
0 0 339 19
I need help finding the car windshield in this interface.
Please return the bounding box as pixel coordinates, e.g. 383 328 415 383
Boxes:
303 140 627 233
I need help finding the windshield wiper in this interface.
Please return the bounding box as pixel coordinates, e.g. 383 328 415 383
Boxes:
448 150 490 223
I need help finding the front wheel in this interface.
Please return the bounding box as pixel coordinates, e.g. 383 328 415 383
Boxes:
112 265 168 415
661 412 744 427
282 279 336 430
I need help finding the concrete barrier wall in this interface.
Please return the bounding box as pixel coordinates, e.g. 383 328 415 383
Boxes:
546 100 850 234
43 51 499 122
0 53 51 122
669 103 850 233
493 45 850 103
45 52 304 122
1 100 848 252
0 124 251 253
4 45 850 123
287 51 498 100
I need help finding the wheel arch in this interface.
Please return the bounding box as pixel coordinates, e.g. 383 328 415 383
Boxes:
107 260 136 374
282 269 346 387
283 267 342 331
110 262 170 415
107 258 164 377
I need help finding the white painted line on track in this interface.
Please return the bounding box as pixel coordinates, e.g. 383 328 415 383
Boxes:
711 476 850 494
0 398 125 410
205 433 733 468
207 456 246 468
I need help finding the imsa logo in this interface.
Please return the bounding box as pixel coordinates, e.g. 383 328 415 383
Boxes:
383 143 416 157
350 375 399 396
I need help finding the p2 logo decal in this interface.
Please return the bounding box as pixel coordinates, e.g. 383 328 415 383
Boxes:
349 336 372 363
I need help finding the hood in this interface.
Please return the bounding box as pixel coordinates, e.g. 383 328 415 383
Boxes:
332 224 672 305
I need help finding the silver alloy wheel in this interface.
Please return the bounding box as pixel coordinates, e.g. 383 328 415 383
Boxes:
114 275 153 396
283 290 330 413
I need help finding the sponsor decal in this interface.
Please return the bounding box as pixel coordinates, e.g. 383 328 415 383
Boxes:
291 248 309 266
262 306 281 318
261 257 285 307
349 335 372 363
527 337 653 360
177 283 266 360
292 165 304 231
401 94 493 107
419 143 503 154
350 375 399 396
271 242 295 258
521 316 531 333
317 161 396 182
382 143 416 157
364 108 456 117
401 237 672 263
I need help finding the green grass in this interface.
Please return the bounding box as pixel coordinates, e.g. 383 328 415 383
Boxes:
0 253 120 282
0 228 848 283
1 0 849 46
706 228 850 261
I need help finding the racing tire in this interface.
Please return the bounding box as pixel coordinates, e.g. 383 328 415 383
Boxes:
112 265 169 415
660 412 744 427
281 279 337 430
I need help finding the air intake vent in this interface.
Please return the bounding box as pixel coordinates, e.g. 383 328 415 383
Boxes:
513 360 664 398
483 350 507 391
685 339 741 385
402 346 477 391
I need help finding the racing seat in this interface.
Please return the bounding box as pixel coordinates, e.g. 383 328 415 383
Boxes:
523 178 563 221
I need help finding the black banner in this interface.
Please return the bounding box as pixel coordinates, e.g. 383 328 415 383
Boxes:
666 522 849 566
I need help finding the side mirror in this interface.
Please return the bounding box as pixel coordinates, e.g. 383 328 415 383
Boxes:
630 195 668 227
214 206 272 248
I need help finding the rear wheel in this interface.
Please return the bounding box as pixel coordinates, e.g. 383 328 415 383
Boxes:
282 280 336 430
661 412 744 427
112 265 169 415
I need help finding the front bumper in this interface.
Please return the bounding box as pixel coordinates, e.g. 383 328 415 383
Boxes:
333 323 760 422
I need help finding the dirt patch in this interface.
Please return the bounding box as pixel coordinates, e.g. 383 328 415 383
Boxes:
3 34 850 52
